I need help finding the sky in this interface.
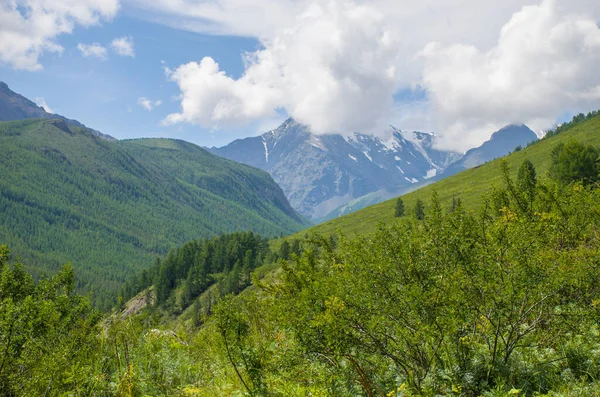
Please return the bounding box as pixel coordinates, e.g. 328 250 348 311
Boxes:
1 0 600 151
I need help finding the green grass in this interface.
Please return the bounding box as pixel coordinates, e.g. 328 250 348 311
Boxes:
295 115 600 238
0 119 306 308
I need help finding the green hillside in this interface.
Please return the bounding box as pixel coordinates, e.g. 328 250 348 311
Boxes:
304 113 600 238
0 119 306 308
6 136 600 396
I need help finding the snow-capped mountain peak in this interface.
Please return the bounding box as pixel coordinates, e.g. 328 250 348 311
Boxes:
210 119 461 219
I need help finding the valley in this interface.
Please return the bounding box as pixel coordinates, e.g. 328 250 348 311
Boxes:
1 78 600 396
0 115 306 308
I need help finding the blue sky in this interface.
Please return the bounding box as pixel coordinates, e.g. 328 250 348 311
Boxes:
1 0 600 151
1 12 267 147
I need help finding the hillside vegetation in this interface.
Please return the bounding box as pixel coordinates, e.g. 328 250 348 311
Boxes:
4 149 600 395
0 119 306 308
306 113 600 237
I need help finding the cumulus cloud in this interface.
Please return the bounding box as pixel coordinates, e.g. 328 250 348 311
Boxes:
138 97 162 111
111 36 135 57
164 0 401 134
139 0 600 150
35 97 54 114
163 57 282 126
77 43 108 60
0 0 119 70
421 0 600 150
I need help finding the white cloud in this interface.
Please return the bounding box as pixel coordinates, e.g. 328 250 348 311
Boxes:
35 97 54 114
0 0 119 70
77 43 108 60
164 0 401 134
111 36 135 57
138 97 162 111
128 0 300 37
163 57 281 127
139 0 600 150
421 0 600 150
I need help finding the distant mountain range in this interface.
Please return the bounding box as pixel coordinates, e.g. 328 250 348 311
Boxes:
211 119 537 220
210 119 461 219
442 124 538 177
0 79 539 227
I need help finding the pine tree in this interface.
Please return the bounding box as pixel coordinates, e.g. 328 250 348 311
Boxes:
450 196 462 213
415 199 425 220
395 197 405 217
279 241 291 261
517 159 537 209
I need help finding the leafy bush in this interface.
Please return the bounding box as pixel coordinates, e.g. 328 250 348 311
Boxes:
549 141 600 186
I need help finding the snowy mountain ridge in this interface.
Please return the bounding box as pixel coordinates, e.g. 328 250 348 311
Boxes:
210 118 461 219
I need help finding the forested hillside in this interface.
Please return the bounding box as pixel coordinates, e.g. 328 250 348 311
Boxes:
4 148 600 395
0 119 306 308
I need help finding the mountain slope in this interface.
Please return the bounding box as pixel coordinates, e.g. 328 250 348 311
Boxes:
211 118 461 219
443 124 537 176
291 113 600 238
0 81 115 140
324 124 538 220
0 119 306 308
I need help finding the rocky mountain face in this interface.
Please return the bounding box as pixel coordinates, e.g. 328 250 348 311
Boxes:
0 81 115 141
211 118 461 219
325 124 539 220
442 124 538 177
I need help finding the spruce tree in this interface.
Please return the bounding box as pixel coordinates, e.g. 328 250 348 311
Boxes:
517 159 537 209
395 197 405 217
415 199 425 220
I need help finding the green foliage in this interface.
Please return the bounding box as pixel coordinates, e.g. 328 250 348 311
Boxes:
517 159 537 210
450 196 462 213
238 169 600 396
543 110 600 139
0 119 306 309
121 231 273 315
549 140 600 186
0 245 102 395
4 157 600 395
278 240 291 261
394 197 405 217
414 198 425 220
214 295 267 396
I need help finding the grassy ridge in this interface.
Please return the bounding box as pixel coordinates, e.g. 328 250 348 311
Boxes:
0 119 306 308
302 114 600 237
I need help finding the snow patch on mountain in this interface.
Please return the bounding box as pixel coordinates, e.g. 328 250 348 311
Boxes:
210 118 462 220
309 135 327 150
262 137 269 163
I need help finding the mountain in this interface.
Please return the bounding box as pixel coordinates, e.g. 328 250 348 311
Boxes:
0 118 306 308
292 113 599 239
211 118 461 219
442 124 538 177
0 81 115 141
326 124 539 220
